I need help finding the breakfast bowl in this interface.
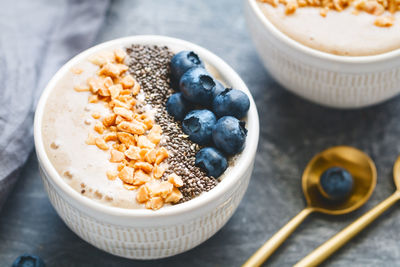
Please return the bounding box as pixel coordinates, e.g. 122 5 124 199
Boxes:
244 0 400 108
33 35 259 259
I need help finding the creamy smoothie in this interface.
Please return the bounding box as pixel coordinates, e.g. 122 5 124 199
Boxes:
42 45 248 210
258 0 400 56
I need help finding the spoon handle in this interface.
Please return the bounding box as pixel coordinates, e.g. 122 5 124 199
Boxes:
295 192 400 267
243 207 314 267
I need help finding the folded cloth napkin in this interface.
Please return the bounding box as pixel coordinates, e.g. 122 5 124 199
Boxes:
0 0 110 211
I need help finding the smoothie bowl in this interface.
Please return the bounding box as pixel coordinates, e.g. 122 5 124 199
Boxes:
33 35 259 259
245 0 400 108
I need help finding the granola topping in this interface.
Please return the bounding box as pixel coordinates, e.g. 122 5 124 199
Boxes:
259 0 400 26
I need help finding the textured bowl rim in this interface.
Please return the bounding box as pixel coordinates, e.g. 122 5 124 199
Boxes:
247 0 400 63
34 35 260 219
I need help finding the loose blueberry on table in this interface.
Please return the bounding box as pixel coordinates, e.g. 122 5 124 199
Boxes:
12 254 45 267
167 50 250 178
320 167 354 200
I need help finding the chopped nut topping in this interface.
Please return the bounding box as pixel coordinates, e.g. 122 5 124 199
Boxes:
118 166 134 184
117 120 146 135
124 145 141 160
102 113 117 127
106 170 118 181
50 141 60 149
98 63 128 78
156 147 169 164
117 132 136 146
165 187 183 204
103 132 118 142
133 170 151 185
88 95 99 103
259 0 399 26
120 75 136 89
133 161 153 173
110 149 125 163
74 84 90 92
114 48 127 63
92 112 101 119
153 165 165 179
63 170 74 179
109 84 123 99
145 197 164 210
132 82 141 95
151 181 174 198
168 173 184 187
147 125 162 144
73 48 180 210
71 67 84 74
375 15 395 26
114 107 134 120
137 135 156 149
123 183 138 191
94 121 105 134
85 133 96 145
144 149 157 164
95 137 109 150
136 185 150 203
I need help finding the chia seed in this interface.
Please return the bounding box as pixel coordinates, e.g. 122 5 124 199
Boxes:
126 45 218 203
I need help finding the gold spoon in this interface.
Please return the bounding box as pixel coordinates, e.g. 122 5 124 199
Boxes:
243 146 376 267
295 155 400 267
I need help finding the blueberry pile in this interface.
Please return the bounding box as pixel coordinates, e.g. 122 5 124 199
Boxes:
320 167 354 201
167 51 250 178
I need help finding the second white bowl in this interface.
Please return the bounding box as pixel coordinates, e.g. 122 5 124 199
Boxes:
245 0 400 108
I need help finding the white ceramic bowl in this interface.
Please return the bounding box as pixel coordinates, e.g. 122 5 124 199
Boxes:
34 35 259 259
245 0 400 108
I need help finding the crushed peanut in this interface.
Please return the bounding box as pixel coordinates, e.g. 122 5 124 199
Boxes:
168 173 184 188
92 112 101 119
71 67 84 74
74 84 90 92
259 0 399 26
74 48 183 210
106 170 118 181
95 137 109 150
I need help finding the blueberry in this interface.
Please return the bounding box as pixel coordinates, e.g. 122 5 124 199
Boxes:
180 68 216 105
170 74 180 91
212 88 250 119
182 110 216 145
170 51 204 81
212 116 247 155
12 254 45 267
195 147 228 178
320 167 353 200
166 93 191 121
212 80 226 98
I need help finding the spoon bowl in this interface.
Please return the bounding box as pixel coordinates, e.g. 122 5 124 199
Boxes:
303 146 377 214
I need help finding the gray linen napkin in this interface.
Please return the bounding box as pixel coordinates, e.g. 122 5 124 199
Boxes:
0 0 110 211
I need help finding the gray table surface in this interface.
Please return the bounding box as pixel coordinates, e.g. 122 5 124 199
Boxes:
2 0 400 266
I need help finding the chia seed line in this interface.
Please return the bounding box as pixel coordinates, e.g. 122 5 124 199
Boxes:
126 45 218 203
